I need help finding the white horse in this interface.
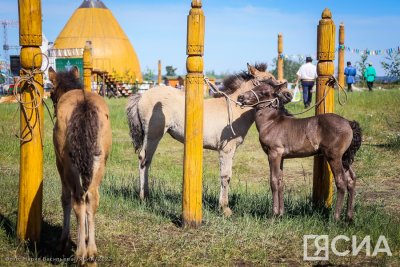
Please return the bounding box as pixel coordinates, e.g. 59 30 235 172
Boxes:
126 63 275 216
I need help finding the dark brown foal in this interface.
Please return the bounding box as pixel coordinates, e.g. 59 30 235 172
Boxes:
237 80 362 221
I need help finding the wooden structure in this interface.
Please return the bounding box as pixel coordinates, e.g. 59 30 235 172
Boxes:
83 40 93 92
337 23 345 88
17 0 43 241
164 76 184 88
182 0 205 227
313 8 335 207
277 33 283 80
158 60 162 85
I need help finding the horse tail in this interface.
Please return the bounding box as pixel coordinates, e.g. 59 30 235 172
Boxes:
342 120 362 170
67 95 100 192
126 93 144 153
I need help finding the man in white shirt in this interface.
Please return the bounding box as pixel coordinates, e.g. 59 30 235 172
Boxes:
296 56 317 108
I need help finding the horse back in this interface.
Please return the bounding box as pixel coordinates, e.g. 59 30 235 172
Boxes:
54 90 112 190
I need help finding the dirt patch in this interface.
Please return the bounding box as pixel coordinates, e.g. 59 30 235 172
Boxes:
358 176 400 214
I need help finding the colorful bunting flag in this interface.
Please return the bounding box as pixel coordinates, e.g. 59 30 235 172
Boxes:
278 45 399 60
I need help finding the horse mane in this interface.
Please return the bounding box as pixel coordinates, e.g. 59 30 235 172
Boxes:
51 70 83 105
278 105 293 117
213 63 268 98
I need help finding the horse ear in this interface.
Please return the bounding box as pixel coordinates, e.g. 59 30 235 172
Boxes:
278 80 288 90
72 66 80 79
247 63 259 76
48 67 56 84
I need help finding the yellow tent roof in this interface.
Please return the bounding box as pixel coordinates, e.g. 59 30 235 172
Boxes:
53 0 142 82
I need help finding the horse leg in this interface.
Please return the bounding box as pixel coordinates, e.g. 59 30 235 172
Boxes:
73 193 87 263
86 187 99 260
328 158 347 221
138 148 148 200
59 180 72 253
346 167 357 221
86 158 106 260
268 151 283 217
139 137 162 200
278 159 285 216
56 159 72 254
218 148 235 217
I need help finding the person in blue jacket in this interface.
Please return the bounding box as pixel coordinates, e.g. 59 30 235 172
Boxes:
344 61 357 92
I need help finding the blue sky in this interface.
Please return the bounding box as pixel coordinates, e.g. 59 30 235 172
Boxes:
1 0 400 77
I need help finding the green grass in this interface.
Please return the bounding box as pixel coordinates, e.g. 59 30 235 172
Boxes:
0 88 400 266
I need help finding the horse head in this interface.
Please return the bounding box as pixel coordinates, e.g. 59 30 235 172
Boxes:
237 78 292 107
247 63 275 83
214 63 276 98
48 66 82 108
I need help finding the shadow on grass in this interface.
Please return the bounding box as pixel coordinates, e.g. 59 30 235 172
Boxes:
103 180 332 225
0 212 75 265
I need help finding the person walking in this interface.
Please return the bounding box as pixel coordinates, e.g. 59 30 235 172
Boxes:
364 63 376 91
344 61 357 92
296 56 317 108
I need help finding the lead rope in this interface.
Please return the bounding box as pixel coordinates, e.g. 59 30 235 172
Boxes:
290 75 348 116
204 76 243 136
12 53 53 144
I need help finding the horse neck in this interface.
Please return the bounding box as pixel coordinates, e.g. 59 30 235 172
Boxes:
254 106 280 130
221 80 257 115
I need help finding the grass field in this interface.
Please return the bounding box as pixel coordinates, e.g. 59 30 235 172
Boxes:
0 88 399 266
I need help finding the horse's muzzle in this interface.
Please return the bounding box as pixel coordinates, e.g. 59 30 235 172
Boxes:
237 94 245 105
280 91 293 104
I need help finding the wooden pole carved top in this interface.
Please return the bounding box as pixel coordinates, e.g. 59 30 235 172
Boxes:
321 8 332 19
83 40 93 68
187 4 205 56
317 8 335 61
18 0 42 46
278 33 283 54
191 0 202 8
339 23 345 44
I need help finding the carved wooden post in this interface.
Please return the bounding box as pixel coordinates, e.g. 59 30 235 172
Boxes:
83 40 92 92
182 0 204 228
17 0 43 241
158 60 162 85
313 8 335 208
277 33 284 80
337 23 345 88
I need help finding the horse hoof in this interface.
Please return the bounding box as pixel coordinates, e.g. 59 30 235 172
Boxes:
222 207 233 217
57 238 71 255
139 191 149 201
87 262 98 267
87 245 98 259
75 248 87 265
346 214 354 224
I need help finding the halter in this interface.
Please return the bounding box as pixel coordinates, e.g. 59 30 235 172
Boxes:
240 89 280 109
204 76 265 136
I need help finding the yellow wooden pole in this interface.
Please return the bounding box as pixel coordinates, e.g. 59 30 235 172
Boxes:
158 60 162 85
277 33 284 81
337 23 345 89
83 40 93 92
313 8 335 208
182 0 205 228
17 0 43 241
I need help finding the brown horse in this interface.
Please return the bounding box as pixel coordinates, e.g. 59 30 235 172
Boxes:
49 66 112 263
126 63 275 216
237 80 362 221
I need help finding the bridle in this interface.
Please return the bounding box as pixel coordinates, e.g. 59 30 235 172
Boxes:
240 89 280 109
203 75 275 136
